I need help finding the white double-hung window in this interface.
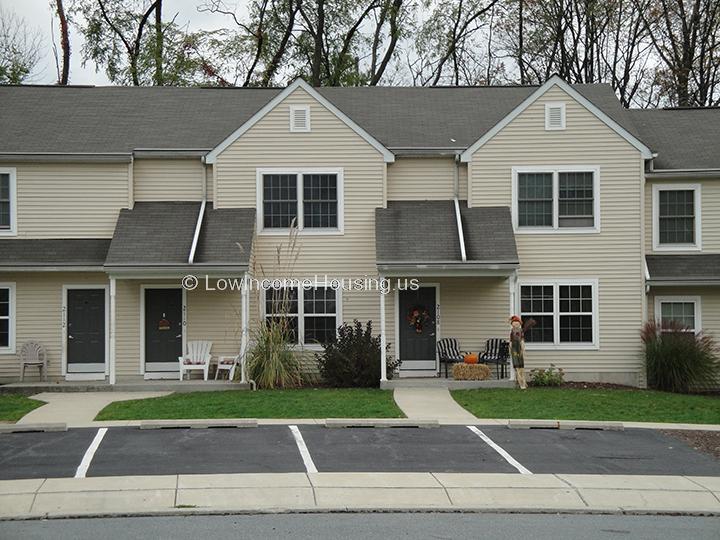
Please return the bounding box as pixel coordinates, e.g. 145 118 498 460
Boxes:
257 168 343 234
652 184 701 251
0 168 17 236
0 283 16 354
263 286 341 347
513 166 600 232
519 279 599 349
654 296 701 334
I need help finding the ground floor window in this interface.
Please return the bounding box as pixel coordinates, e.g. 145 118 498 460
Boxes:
519 279 598 348
654 296 700 333
263 286 340 346
0 283 15 353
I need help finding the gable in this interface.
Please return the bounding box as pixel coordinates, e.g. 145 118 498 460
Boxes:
204 79 394 164
459 76 652 162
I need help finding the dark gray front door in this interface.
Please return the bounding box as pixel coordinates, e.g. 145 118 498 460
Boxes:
67 288 106 373
398 287 437 372
144 288 183 373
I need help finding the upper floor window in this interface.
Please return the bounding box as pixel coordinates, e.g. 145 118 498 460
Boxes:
264 285 340 347
513 167 599 232
655 296 700 334
257 168 343 234
652 184 701 251
0 283 15 354
519 279 598 349
0 168 17 236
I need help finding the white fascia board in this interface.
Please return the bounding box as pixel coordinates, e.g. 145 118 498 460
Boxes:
459 75 653 162
204 79 395 164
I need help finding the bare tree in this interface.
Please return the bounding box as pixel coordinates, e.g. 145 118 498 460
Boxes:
53 0 71 85
0 6 42 84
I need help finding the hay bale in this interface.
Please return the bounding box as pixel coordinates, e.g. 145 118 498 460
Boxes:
452 363 491 381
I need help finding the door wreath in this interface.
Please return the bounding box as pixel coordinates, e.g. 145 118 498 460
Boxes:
407 306 431 334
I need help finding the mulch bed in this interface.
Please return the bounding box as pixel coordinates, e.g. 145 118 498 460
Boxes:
662 430 720 461
560 381 636 390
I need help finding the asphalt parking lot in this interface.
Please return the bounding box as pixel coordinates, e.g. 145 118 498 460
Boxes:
1 425 719 480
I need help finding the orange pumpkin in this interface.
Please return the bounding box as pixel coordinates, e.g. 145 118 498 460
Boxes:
463 353 479 364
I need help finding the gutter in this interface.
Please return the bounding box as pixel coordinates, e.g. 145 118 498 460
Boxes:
0 153 132 163
645 169 720 180
647 279 720 287
133 149 210 159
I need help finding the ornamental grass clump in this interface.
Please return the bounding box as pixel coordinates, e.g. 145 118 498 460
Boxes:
316 320 399 388
246 315 302 389
641 320 719 393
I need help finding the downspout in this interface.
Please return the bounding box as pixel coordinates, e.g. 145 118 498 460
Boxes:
188 159 208 264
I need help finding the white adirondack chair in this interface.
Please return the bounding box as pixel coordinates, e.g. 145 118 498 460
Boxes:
215 344 250 382
178 340 213 381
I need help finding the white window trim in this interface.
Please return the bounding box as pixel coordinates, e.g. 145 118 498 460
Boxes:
0 282 16 354
545 102 566 130
654 295 702 334
652 183 702 252
511 166 600 234
256 167 344 235
0 167 17 237
289 105 311 133
260 285 343 351
517 278 599 351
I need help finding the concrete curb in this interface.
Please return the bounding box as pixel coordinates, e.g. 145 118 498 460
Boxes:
324 419 439 428
507 420 624 431
0 423 67 433
139 419 257 430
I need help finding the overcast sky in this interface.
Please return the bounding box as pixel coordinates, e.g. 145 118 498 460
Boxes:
2 0 236 85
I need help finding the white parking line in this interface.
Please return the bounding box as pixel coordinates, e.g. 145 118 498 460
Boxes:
75 428 108 478
467 425 532 475
289 425 318 474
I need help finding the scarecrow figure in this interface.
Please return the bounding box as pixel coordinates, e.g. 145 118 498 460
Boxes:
509 315 528 390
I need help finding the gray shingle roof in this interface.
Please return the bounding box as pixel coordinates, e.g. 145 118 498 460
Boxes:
375 200 517 265
105 202 199 265
105 202 254 267
0 83 641 155
646 254 720 282
0 239 110 267
628 109 720 170
459 204 518 263
194 206 255 265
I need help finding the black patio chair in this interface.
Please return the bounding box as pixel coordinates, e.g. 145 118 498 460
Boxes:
436 338 467 378
480 338 510 379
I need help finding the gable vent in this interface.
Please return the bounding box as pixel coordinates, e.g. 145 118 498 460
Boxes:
545 102 566 130
290 105 311 132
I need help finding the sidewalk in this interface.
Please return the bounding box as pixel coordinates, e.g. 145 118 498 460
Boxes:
393 388 477 424
1 473 719 519
18 392 170 426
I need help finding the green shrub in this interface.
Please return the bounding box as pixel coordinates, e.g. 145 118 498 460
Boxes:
246 316 302 389
316 320 400 388
641 320 719 393
529 364 565 387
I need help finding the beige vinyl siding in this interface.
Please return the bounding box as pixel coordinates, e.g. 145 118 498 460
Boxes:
133 158 204 202
644 179 720 254
215 86 385 277
13 163 128 238
470 85 645 384
387 158 468 200
114 279 142 379
205 164 214 202
0 272 108 382
385 278 509 364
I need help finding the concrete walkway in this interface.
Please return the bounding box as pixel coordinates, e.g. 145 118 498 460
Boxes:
18 392 170 426
392 388 478 424
1 473 718 519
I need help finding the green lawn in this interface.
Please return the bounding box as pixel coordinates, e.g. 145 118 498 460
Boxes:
0 394 45 422
95 388 404 420
452 388 720 424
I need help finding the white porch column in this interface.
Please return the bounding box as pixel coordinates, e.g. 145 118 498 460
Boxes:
109 277 117 385
379 276 387 383
239 273 249 384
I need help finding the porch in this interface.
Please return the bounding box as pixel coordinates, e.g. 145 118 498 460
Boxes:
375 200 520 385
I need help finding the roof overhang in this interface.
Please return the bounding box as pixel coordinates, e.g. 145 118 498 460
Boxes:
377 261 518 277
105 264 249 279
204 78 395 164
0 265 105 272
459 75 653 162
647 279 720 287
0 153 132 163
645 169 720 180
132 149 210 159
